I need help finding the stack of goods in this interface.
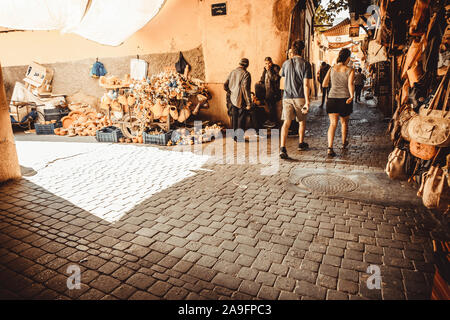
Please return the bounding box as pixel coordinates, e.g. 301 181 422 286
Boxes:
57 103 111 137
95 70 211 142
100 91 137 118
127 70 210 124
171 123 223 146
384 0 449 212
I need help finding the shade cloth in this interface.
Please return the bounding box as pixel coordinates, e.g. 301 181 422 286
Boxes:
0 0 165 46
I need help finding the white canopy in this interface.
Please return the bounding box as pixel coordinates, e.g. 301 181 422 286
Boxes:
0 0 165 46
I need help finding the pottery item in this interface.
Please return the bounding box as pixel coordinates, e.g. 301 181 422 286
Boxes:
127 95 136 106
61 116 74 129
169 106 179 120
118 94 127 106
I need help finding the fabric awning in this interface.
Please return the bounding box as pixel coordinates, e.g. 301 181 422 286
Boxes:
0 0 165 46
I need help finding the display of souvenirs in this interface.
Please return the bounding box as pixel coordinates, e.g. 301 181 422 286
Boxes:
57 103 111 137
97 70 211 139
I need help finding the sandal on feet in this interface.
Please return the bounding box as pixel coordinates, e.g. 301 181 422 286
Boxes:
327 148 336 157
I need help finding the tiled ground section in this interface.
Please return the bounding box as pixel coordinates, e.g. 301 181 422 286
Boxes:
0 99 448 300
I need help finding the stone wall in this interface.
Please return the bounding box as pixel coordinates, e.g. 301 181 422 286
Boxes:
1 46 205 102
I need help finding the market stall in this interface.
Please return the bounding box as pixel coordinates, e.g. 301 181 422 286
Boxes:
373 0 450 212
47 68 223 146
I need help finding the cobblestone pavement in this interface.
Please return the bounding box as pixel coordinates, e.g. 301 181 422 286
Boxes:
0 99 448 300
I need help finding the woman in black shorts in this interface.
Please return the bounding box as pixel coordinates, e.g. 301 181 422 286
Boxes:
322 48 354 157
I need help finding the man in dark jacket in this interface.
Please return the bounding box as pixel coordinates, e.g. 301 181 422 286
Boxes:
256 57 281 127
317 62 330 108
224 58 252 141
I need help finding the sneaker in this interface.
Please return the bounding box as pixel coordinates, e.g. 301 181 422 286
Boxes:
298 142 309 151
279 147 288 159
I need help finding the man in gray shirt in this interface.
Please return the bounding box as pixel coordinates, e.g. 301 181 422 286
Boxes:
279 40 312 159
224 58 252 141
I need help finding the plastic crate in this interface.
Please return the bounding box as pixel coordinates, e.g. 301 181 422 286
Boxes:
34 122 62 135
171 130 183 143
95 126 123 143
43 107 70 122
143 131 172 145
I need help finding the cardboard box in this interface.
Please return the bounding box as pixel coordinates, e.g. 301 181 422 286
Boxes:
23 62 53 90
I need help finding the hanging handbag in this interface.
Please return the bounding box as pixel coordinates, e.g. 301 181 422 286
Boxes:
400 107 417 141
401 39 423 80
385 147 408 180
417 159 450 210
409 139 437 160
409 0 431 37
407 61 424 87
408 70 450 147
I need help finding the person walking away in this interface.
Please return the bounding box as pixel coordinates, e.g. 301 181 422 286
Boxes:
322 48 354 157
317 62 331 107
224 58 252 142
279 40 313 159
353 68 366 103
257 57 281 128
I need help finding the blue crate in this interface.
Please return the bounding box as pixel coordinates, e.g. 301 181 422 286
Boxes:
95 126 123 143
34 122 62 135
143 130 172 145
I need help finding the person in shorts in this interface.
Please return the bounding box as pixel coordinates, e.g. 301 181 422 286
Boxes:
279 40 313 159
322 48 355 157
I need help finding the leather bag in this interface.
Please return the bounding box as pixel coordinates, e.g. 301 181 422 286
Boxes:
407 61 424 87
401 39 423 80
401 80 410 106
417 162 450 210
408 71 450 147
409 139 437 160
385 148 408 180
400 107 417 141
409 0 431 37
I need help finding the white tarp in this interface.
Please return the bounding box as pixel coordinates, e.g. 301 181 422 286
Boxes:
0 0 165 46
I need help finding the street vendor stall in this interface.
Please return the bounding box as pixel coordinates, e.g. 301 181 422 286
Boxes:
54 68 222 145
373 0 450 213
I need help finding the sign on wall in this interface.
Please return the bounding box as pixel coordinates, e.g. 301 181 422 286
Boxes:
212 3 227 16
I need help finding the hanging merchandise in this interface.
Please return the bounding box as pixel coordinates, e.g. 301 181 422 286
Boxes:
367 40 388 65
409 140 437 160
385 147 408 180
401 39 423 80
130 58 148 80
90 60 107 78
409 0 431 37
407 70 450 147
175 52 190 75
417 150 450 210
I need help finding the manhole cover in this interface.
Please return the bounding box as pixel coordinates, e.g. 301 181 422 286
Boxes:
299 174 358 195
